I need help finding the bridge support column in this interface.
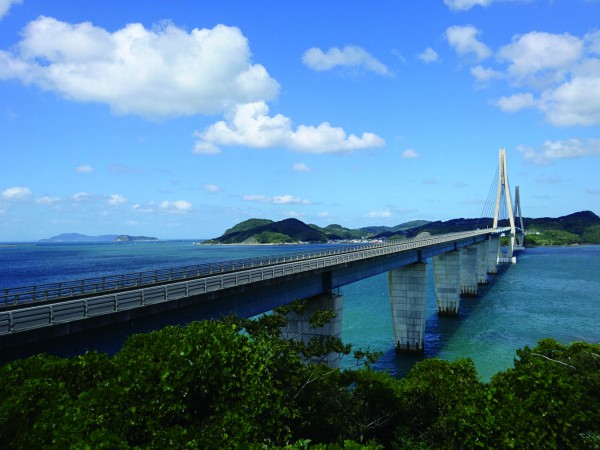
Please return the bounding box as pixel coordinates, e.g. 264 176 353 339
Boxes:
280 292 344 367
433 251 460 316
487 235 500 274
477 240 489 284
388 262 427 353
460 245 479 296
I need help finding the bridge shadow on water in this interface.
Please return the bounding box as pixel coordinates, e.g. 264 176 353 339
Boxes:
371 263 511 379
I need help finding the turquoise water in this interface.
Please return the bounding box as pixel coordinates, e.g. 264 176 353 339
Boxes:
1 242 599 379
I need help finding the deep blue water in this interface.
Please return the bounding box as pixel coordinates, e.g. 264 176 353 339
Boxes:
1 242 598 380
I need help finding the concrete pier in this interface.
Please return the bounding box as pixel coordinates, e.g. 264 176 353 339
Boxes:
487 235 500 274
477 240 489 284
388 262 427 353
432 251 461 316
459 245 479 296
280 292 344 367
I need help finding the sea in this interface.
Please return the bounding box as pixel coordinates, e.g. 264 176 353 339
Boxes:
1 241 599 380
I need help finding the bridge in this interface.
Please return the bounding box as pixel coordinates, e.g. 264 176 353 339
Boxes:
0 149 526 364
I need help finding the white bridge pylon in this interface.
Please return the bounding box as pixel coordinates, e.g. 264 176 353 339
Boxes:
492 148 522 262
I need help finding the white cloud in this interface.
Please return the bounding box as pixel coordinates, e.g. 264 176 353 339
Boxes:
470 65 503 83
587 30 600 55
243 194 310 205
418 47 440 64
444 0 491 10
445 25 492 61
107 194 127 206
540 76 600 126
2 186 31 200
194 101 385 154
203 184 222 192
0 17 279 118
497 32 584 85
367 210 392 219
292 162 311 173
0 0 22 20
160 200 192 213
302 45 392 76
36 196 60 205
402 149 419 159
516 138 600 165
71 192 90 201
75 164 94 173
133 203 155 213
496 93 536 112
470 29 600 127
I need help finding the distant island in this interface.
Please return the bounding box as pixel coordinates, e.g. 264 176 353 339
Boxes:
39 233 159 243
203 211 600 246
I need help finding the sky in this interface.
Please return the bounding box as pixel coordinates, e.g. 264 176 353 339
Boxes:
1 0 599 241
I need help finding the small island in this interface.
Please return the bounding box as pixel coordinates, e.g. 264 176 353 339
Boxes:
39 233 159 243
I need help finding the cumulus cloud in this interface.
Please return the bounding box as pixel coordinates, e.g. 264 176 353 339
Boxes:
75 164 94 173
444 0 491 10
2 186 31 200
243 194 310 205
107 194 127 206
160 200 193 213
36 196 60 205
0 0 22 20
540 76 600 126
402 149 419 159
302 45 392 76
497 32 584 85
0 17 279 118
292 162 311 173
452 28 600 127
445 25 492 61
496 93 536 112
418 47 440 64
194 101 385 154
516 138 600 165
471 65 504 83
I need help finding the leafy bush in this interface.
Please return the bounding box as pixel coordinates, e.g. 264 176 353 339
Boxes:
0 316 598 449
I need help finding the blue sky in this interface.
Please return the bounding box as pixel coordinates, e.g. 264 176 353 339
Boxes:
1 0 599 241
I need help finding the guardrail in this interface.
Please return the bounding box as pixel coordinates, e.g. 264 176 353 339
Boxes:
1 244 371 306
0 228 507 336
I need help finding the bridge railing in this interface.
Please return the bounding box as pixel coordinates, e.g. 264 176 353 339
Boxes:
0 242 385 306
1 228 508 308
0 228 508 335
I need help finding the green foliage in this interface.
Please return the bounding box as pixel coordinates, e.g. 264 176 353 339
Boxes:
223 218 274 235
526 229 581 246
582 224 600 244
1 315 598 450
254 231 295 243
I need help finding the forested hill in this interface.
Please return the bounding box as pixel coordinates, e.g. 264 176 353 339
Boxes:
203 218 329 244
205 218 434 243
204 211 600 245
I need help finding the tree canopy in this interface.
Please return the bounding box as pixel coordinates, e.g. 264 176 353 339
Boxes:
0 307 598 449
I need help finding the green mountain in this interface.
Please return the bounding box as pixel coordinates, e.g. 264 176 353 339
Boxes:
522 211 600 246
387 211 600 245
309 224 367 240
205 218 328 244
204 211 600 245
222 218 274 235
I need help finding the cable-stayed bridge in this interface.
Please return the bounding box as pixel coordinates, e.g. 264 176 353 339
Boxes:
0 149 526 364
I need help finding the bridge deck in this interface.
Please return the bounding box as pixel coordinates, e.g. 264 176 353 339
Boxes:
0 228 509 345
